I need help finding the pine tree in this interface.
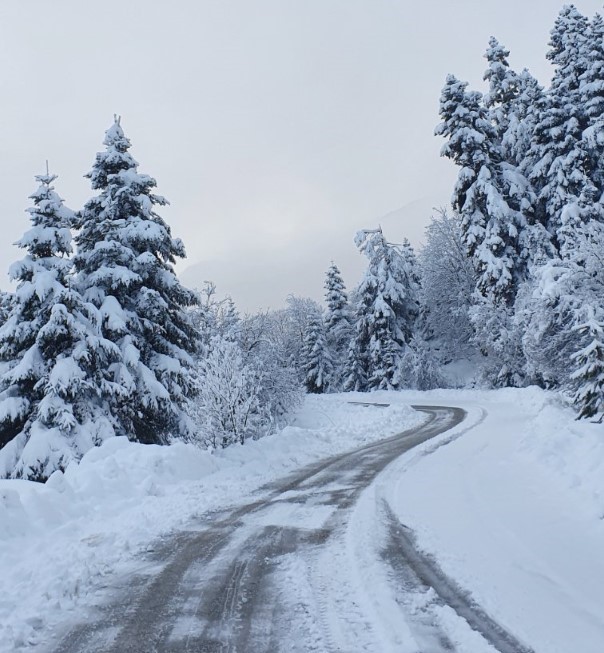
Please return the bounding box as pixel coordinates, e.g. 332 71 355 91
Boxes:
303 315 333 394
0 170 113 480
343 279 373 392
0 292 13 327
527 5 595 256
436 75 532 305
323 262 352 389
580 13 604 194
342 338 367 392
571 306 604 420
548 4 590 97
74 118 199 445
324 263 352 346
368 236 420 390
435 75 494 251
483 37 519 155
433 3 604 406
345 229 420 391
506 69 546 167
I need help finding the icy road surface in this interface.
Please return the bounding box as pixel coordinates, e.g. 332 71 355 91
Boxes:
49 406 533 653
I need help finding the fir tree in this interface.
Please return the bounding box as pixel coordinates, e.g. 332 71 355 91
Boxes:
527 5 595 256
483 37 519 154
74 118 199 445
0 292 13 327
571 305 604 420
345 229 420 391
323 262 352 389
303 315 333 394
342 338 367 392
343 280 373 392
580 13 604 194
436 75 532 304
506 69 546 167
548 5 590 97
0 170 113 480
435 74 495 247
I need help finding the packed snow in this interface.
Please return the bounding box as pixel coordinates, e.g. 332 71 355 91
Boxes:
383 387 604 653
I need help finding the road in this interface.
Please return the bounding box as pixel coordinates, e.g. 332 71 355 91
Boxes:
49 405 534 653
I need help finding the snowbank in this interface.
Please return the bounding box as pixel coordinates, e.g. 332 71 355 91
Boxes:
0 394 423 652
376 387 604 653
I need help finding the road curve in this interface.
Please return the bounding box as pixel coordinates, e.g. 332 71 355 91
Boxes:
48 405 533 653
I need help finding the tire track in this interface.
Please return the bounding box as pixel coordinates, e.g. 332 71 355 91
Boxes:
382 502 535 653
48 404 533 653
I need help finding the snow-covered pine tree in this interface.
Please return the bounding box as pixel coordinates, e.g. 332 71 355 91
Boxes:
580 13 604 196
483 37 519 157
302 314 333 394
276 295 322 382
436 72 547 385
343 280 372 392
342 339 366 392
436 74 531 305
570 305 604 421
514 7 604 396
548 4 590 97
346 228 420 391
323 262 352 389
0 292 13 327
435 75 491 260
483 39 555 273
0 170 115 480
519 213 604 390
527 5 596 256
74 118 199 445
506 69 546 168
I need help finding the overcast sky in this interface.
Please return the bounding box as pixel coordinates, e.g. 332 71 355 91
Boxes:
1 0 602 312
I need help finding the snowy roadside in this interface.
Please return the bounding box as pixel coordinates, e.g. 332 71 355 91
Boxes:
369 387 604 653
0 394 425 653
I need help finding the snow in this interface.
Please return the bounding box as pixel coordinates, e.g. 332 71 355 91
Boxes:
377 387 604 653
0 394 423 652
0 394 29 423
2 388 604 652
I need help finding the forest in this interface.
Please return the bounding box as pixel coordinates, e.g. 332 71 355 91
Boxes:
0 4 603 482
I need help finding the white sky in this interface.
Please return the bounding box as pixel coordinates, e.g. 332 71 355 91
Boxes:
1 0 602 312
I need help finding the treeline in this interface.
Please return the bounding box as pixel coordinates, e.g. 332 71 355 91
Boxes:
2 3 602 481
0 120 304 481
433 4 604 418
301 4 604 421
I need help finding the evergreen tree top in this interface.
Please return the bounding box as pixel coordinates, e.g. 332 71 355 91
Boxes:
484 36 510 67
87 116 139 190
324 262 347 294
580 13 604 120
483 37 518 112
324 261 350 332
14 169 73 267
435 75 497 172
547 4 590 95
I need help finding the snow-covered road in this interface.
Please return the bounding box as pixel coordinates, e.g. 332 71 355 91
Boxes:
46 405 532 653
6 389 604 652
